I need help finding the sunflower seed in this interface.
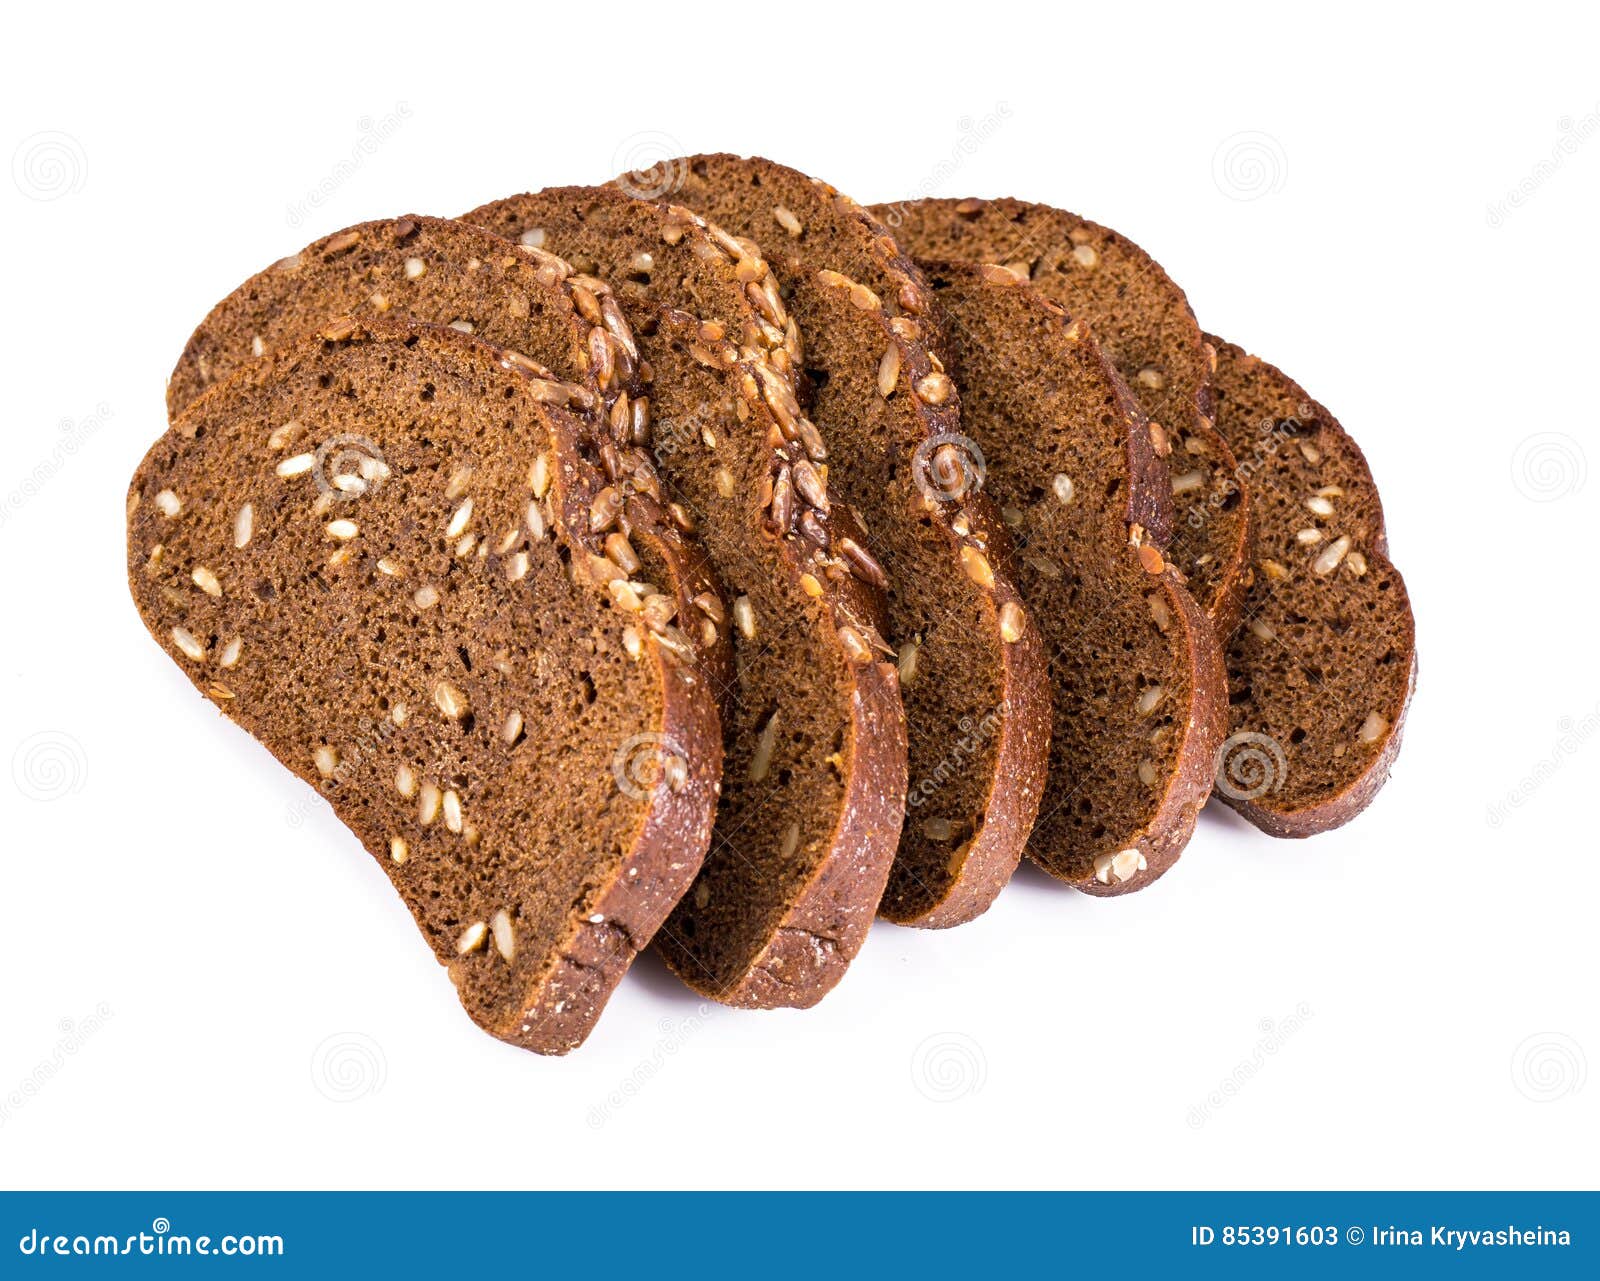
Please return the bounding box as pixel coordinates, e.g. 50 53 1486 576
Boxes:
961 545 995 589
418 782 441 826
191 566 222 597
1312 536 1351 576
749 711 780 782
171 627 205 660
433 680 469 721
897 639 920 686
490 910 515 961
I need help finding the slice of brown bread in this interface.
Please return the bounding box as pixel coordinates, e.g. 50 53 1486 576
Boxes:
652 154 1050 927
919 261 1226 892
871 197 1252 637
465 186 908 1006
165 215 734 703
127 318 721 1053
1204 335 1416 836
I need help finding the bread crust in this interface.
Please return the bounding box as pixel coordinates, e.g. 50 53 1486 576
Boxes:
662 156 1050 928
871 196 1253 639
1202 335 1417 838
916 260 1226 893
131 317 721 1054
464 187 909 1006
163 213 735 702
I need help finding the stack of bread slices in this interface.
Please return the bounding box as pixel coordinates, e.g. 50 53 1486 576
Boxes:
128 156 1416 1053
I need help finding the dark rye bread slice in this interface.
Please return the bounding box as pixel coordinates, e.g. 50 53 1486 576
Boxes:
871 197 1252 637
655 154 1049 928
465 186 907 1006
165 215 732 703
920 261 1225 892
1204 336 1416 836
127 318 721 1053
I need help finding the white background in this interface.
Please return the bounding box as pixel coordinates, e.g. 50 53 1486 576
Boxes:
2 1 1595 1191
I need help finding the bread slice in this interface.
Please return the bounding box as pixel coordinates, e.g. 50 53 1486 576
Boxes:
870 197 1252 637
919 261 1225 892
653 154 1050 927
127 318 721 1053
1204 335 1416 836
166 214 733 700
465 186 908 1006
